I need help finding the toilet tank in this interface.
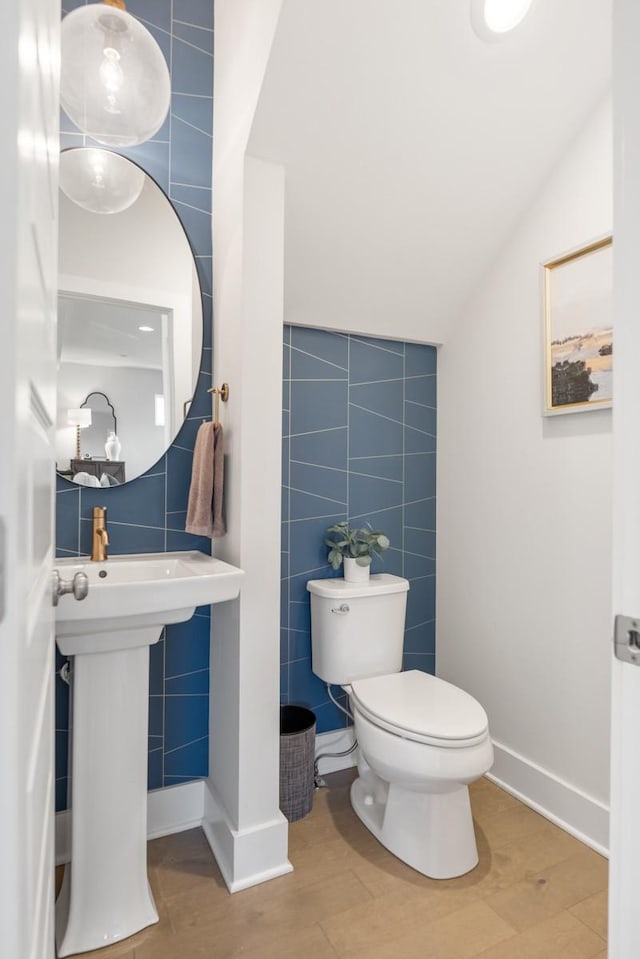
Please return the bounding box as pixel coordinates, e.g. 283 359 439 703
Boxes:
307 574 410 686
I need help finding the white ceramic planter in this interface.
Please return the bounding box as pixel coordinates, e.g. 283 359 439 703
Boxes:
343 557 370 584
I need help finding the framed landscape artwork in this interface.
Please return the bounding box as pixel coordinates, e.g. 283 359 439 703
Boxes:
543 235 613 415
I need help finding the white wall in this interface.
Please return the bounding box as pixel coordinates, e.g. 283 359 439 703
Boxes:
437 97 613 850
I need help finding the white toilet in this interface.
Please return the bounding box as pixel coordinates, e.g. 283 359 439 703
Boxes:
307 573 493 879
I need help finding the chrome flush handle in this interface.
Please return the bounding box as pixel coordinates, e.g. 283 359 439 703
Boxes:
331 603 350 615
51 569 89 607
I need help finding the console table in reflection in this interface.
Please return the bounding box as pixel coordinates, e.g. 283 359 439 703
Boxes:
70 459 126 484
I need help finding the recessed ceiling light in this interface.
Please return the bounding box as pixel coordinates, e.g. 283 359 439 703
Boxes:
471 0 534 40
138 325 154 332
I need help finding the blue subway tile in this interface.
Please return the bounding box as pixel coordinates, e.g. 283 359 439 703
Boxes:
196 257 212 299
404 497 436 531
290 381 348 436
350 379 403 422
350 337 403 384
167 445 194 513
172 20 214 55
172 0 214 30
165 615 210 677
405 374 437 409
404 553 436 580
289 629 311 663
172 199 212 258
149 636 165 696
280 627 289 662
289 599 311 633
291 327 348 369
289 516 343 577
80 519 166 556
170 117 212 190
172 94 213 138
405 576 436 630
288 658 329 711
404 528 436 559
290 461 348 505
405 343 437 377
349 455 402 482
314 699 350 735
170 180 212 215
291 349 348 382
404 424 437 455
171 33 213 97
166 529 212 553
280 663 289 701
349 405 403 459
164 735 208 779
289 489 346 523
79 473 166 527
55 777 69 814
349 472 402 517
404 619 436 656
166 669 209 695
148 748 164 791
149 695 164 738
405 400 437 436
56 488 79 553
129 0 172 32
404 453 437 504
164 694 208 753
291 428 347 471
402 653 436 676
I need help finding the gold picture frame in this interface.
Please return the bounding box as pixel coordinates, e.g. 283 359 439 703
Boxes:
543 235 613 416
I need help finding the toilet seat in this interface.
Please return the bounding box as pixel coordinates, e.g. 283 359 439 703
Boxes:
350 670 489 748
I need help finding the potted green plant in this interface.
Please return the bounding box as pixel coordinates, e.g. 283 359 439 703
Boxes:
325 521 390 583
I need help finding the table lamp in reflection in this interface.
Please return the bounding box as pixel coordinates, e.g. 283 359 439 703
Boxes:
67 408 92 459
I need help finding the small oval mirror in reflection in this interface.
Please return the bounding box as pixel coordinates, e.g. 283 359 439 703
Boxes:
56 148 203 486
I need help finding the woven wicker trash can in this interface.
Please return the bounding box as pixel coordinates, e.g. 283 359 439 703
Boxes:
279 705 316 822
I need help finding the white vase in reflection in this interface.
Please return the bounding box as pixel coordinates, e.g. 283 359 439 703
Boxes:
105 431 121 461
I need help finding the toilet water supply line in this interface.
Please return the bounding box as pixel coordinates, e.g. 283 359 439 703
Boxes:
314 683 358 788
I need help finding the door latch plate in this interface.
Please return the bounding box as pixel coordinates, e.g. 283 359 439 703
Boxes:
614 614 640 664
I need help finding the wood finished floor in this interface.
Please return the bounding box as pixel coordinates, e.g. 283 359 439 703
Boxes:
56 769 608 958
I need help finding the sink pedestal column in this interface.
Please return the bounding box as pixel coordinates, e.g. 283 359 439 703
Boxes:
56 628 161 957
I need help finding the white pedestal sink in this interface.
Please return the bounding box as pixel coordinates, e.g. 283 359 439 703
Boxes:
54 551 243 957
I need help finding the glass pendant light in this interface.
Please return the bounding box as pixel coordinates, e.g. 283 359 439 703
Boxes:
59 148 145 214
60 0 170 147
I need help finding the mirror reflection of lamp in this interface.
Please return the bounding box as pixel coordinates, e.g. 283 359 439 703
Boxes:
59 147 145 215
67 408 92 459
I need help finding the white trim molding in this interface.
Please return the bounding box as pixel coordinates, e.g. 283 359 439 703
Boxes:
488 740 609 857
202 781 292 893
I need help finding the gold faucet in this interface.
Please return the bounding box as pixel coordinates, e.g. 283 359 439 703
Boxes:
91 506 109 561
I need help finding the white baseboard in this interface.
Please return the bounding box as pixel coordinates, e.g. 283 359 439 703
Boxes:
55 780 205 866
202 780 292 892
488 740 609 857
314 727 357 776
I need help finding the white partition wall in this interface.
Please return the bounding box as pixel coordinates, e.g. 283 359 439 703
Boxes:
205 0 291 891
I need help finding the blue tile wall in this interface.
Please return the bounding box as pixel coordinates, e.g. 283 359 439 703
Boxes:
281 326 437 733
56 0 214 811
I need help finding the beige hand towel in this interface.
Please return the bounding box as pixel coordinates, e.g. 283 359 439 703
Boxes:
185 422 226 538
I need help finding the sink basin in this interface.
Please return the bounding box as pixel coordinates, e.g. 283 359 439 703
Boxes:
55 550 243 654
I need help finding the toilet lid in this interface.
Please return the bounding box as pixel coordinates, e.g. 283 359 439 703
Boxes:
350 670 489 746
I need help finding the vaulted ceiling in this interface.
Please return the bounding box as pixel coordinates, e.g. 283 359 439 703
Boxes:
248 0 612 343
